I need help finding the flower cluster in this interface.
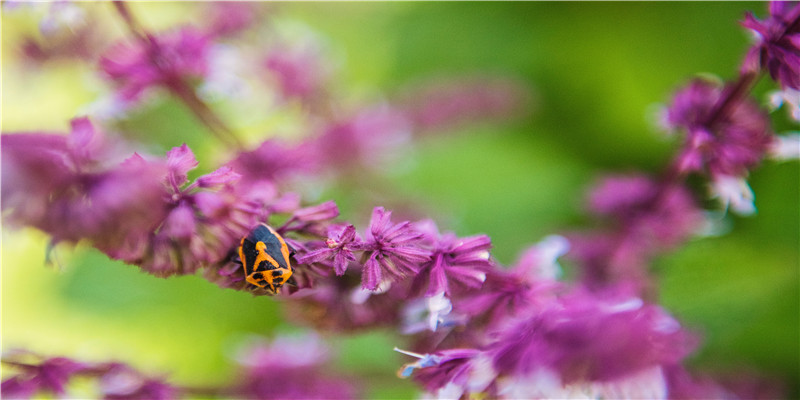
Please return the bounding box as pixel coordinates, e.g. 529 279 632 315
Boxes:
1 334 358 400
2 2 798 399
1 351 179 400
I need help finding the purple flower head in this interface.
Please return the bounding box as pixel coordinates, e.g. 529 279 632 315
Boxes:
231 334 359 399
226 138 320 184
277 200 340 236
1 354 88 398
315 105 412 171
117 144 261 278
398 77 527 134
664 79 773 178
409 220 491 297
572 174 704 291
99 27 210 102
1 119 168 252
489 289 696 383
297 223 363 276
587 174 702 247
266 41 330 102
455 236 566 328
360 207 431 290
100 363 178 400
203 2 262 38
741 2 800 89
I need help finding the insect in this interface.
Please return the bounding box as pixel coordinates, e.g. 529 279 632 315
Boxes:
238 223 296 294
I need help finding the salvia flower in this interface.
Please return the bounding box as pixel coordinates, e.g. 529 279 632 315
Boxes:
230 333 359 399
99 27 210 102
411 221 492 297
297 223 363 276
360 207 431 290
489 291 694 384
0 352 178 400
570 174 703 289
1 118 168 252
664 79 773 178
1 354 87 398
100 363 178 400
741 1 800 89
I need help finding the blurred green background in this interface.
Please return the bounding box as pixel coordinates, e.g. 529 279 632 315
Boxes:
2 2 798 398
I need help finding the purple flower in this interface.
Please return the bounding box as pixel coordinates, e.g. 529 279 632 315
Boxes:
360 207 431 290
1 354 88 398
265 42 330 102
100 363 178 400
230 334 359 399
1 118 168 253
571 174 703 290
297 224 363 276
398 77 526 133
489 290 695 383
410 221 492 297
277 200 340 237
456 235 567 327
664 79 773 178
741 2 800 89
315 105 412 171
226 138 320 183
203 2 261 38
131 144 265 278
99 27 210 102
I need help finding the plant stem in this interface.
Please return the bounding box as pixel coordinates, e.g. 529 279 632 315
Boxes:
111 1 243 149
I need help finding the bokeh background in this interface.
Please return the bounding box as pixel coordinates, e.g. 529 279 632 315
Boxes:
2 2 798 398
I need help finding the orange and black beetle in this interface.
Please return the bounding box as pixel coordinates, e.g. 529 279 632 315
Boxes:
238 224 296 294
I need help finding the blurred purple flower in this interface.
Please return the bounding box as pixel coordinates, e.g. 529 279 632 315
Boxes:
1 355 88 398
398 77 528 133
1 118 168 253
741 1 800 89
226 138 320 183
315 105 412 172
99 27 210 102
230 334 359 399
664 79 773 178
360 207 431 290
266 42 330 103
571 174 703 290
100 363 178 400
489 290 695 383
203 2 263 38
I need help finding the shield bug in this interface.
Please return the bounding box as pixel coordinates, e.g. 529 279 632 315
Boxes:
238 223 296 294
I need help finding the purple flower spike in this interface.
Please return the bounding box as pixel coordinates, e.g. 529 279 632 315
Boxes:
100 363 178 400
665 79 773 178
297 224 362 275
165 143 199 190
741 2 800 89
1 355 88 398
361 207 431 290
100 27 210 102
490 290 695 383
411 223 492 297
1 119 168 252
